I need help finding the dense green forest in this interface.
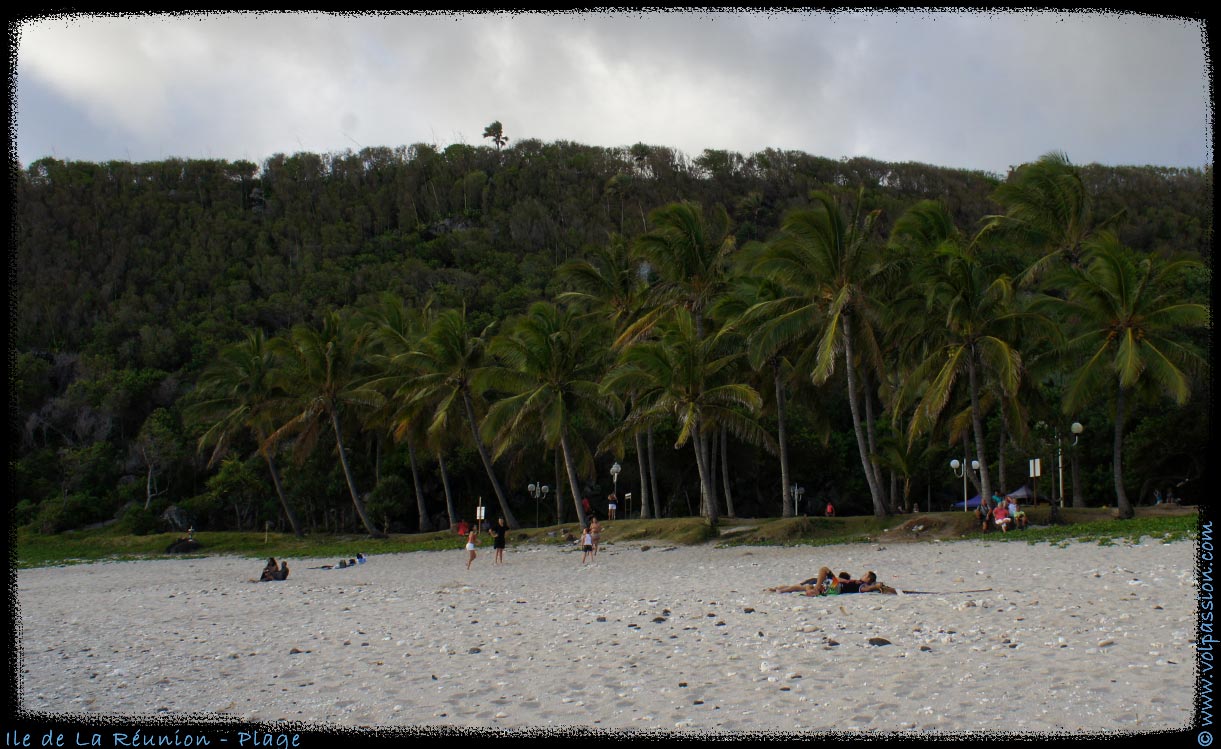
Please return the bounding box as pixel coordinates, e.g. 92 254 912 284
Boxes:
12 133 1212 536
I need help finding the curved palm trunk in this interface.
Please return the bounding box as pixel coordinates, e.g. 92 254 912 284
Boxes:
559 431 587 527
862 370 886 498
461 389 519 529
635 432 652 518
721 425 735 518
1114 384 1133 518
775 362 793 518
407 436 432 532
329 410 384 538
842 321 887 518
554 449 566 524
262 452 304 537
437 451 458 526
966 350 993 506
692 426 718 528
648 428 661 518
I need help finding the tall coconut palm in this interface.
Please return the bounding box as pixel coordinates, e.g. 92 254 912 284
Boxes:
557 235 657 518
1053 237 1208 518
404 307 520 528
750 190 890 518
362 293 440 532
481 301 618 528
978 151 1124 284
267 311 385 537
188 330 304 537
602 309 774 527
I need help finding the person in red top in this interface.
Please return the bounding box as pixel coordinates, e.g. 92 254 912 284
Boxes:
992 502 1012 533
456 519 470 536
825 502 835 517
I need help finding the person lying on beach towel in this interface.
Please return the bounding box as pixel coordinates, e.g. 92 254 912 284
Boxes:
768 568 888 595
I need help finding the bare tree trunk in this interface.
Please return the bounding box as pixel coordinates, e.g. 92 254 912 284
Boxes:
721 425 735 518
1114 384 1133 518
775 361 793 518
407 436 432 532
462 390 519 528
842 321 887 518
560 431 588 527
330 409 383 537
261 447 304 537
966 350 993 505
554 449 565 524
648 428 661 518
691 425 718 528
437 451 458 526
635 432 652 518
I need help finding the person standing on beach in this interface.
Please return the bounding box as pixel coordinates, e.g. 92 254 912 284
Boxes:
607 493 618 520
490 517 508 564
589 517 602 558
465 527 479 569
580 526 594 564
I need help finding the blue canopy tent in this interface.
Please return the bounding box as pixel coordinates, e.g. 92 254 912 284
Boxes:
951 485 1042 509
951 494 985 510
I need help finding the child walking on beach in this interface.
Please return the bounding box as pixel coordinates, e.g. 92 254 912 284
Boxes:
580 526 594 564
465 527 479 569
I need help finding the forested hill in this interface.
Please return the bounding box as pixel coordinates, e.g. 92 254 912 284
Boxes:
11 139 1212 534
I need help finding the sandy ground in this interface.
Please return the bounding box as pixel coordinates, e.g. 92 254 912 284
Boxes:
16 536 1197 735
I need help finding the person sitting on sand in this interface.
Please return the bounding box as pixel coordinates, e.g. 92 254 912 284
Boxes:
274 560 289 581
260 557 279 582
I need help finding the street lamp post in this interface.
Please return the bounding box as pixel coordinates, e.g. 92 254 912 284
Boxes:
791 484 805 515
528 483 550 527
951 458 980 512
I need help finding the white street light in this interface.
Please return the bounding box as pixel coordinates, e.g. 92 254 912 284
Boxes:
951 458 980 512
791 484 805 515
610 462 622 519
528 482 550 527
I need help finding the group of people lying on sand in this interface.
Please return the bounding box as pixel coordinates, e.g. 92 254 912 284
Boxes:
767 566 896 596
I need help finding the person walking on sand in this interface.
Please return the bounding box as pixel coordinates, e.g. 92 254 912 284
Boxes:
465 527 479 569
580 526 594 564
590 517 602 558
489 517 508 565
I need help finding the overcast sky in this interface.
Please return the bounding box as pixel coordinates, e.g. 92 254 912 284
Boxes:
13 10 1211 175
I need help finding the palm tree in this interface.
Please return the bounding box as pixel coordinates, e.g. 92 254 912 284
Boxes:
602 309 774 527
267 311 385 537
978 151 1124 284
482 121 508 150
557 235 657 518
750 190 891 518
362 294 439 532
188 330 304 537
1054 238 1208 518
405 307 520 528
482 301 617 528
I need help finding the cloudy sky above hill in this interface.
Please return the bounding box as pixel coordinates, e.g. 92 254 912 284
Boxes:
14 10 1210 174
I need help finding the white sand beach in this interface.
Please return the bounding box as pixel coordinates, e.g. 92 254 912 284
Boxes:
17 536 1196 734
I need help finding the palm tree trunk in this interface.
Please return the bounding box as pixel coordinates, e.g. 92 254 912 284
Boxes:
691 426 718 528
720 425 735 518
1114 384 1133 518
554 449 566 524
648 428 661 518
635 432 652 518
461 389 519 528
437 451 458 526
329 410 383 537
262 450 304 537
407 436 432 532
842 320 887 518
966 350 993 504
862 370 886 498
1071 441 1084 508
775 362 793 518
997 408 1009 493
559 431 587 527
